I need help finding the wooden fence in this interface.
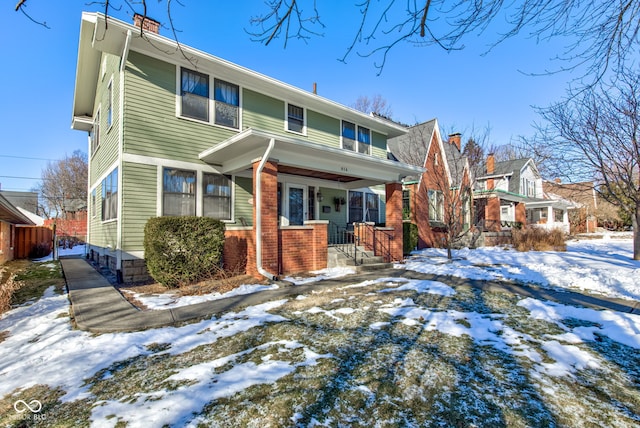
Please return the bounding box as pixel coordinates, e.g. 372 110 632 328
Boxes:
15 226 53 259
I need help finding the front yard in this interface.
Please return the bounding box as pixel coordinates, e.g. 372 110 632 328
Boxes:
0 238 639 427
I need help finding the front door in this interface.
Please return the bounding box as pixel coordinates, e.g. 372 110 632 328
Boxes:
284 183 307 226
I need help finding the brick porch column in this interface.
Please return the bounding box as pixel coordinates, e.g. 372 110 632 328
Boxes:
385 182 404 261
515 202 526 226
253 158 279 277
486 197 501 232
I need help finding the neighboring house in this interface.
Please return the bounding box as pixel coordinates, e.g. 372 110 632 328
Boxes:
543 180 625 233
0 193 36 264
71 13 423 282
474 156 572 233
388 119 472 249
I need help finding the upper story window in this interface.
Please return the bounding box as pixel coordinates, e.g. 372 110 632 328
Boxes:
287 104 305 133
203 173 232 220
90 110 100 155
521 178 536 197
106 79 113 128
214 79 239 129
342 121 371 155
101 167 118 221
163 168 196 216
181 68 209 122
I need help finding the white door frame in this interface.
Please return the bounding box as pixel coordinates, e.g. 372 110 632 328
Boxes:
282 183 308 226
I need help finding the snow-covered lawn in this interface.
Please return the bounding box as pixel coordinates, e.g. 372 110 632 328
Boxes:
1 237 639 427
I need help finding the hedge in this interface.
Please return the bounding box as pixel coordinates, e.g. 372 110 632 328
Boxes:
144 216 225 288
403 222 419 255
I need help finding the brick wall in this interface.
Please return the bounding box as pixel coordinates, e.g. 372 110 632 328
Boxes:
254 159 279 276
385 182 404 261
224 227 255 276
279 222 328 274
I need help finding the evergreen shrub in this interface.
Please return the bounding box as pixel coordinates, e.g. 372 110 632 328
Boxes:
144 216 225 288
403 222 419 255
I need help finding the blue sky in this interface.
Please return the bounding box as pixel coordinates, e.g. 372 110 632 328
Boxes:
0 2 571 194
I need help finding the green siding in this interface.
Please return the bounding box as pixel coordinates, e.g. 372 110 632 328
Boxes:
318 187 348 228
121 162 157 251
372 131 387 159
307 111 340 149
90 53 121 185
234 176 253 226
242 88 285 134
123 51 236 162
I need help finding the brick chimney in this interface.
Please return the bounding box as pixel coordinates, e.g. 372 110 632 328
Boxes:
448 133 462 151
133 13 160 34
486 153 495 190
487 153 495 174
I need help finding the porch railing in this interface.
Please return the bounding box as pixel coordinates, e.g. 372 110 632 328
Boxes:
356 222 393 263
328 221 360 264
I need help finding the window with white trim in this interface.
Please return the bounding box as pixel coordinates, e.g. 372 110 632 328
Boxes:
106 79 113 128
163 168 196 216
90 110 100 155
101 168 118 221
181 68 209 122
428 189 444 223
357 126 371 155
203 173 232 220
341 121 371 155
214 79 239 128
287 103 305 133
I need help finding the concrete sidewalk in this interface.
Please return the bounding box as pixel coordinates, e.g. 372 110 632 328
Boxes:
61 257 640 333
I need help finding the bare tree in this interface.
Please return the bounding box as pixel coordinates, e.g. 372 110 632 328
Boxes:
537 66 640 259
248 1 640 80
37 151 88 219
352 94 393 118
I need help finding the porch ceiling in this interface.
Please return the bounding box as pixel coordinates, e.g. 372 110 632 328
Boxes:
199 129 424 189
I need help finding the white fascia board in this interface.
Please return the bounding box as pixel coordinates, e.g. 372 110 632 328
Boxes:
85 12 408 139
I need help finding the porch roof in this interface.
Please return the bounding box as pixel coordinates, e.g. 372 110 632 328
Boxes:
525 198 575 210
199 129 424 189
0 194 34 225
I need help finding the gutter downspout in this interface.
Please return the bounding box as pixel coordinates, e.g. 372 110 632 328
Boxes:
255 138 278 280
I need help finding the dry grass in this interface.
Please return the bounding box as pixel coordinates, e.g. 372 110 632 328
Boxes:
0 260 65 315
118 272 262 310
512 227 567 252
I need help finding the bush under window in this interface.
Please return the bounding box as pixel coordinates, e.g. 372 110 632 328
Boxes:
144 216 225 288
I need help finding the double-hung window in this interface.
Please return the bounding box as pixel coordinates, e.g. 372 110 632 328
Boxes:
90 110 100 155
203 173 232 220
181 68 209 121
101 168 118 221
163 168 196 216
342 121 356 151
214 79 239 128
341 121 371 155
106 79 113 128
428 189 444 223
287 104 304 133
357 126 371 155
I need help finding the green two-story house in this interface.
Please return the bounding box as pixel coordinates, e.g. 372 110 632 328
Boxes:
71 12 422 282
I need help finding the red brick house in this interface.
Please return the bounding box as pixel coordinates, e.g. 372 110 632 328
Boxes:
388 119 472 250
